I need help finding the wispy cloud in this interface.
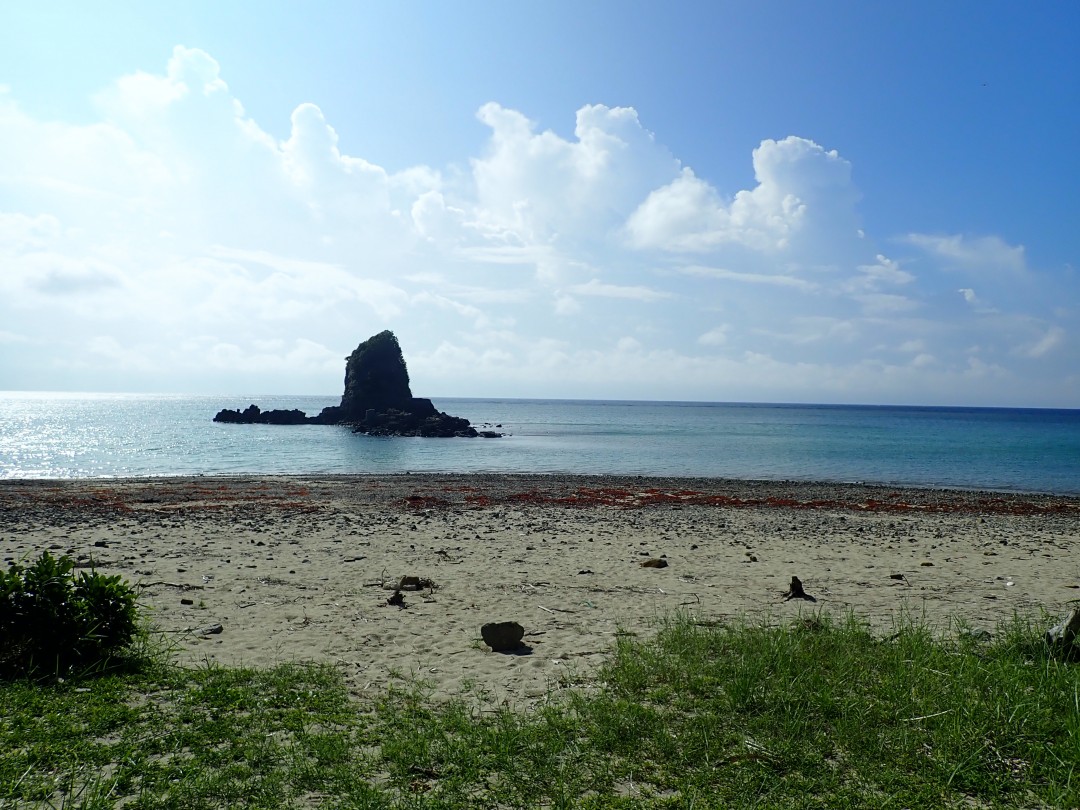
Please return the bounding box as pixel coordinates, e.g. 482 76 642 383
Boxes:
904 233 1026 273
567 279 673 302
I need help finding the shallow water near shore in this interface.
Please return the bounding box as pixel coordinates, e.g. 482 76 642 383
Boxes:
1 392 1078 493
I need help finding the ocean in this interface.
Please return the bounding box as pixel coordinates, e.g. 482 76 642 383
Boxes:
1 393 1078 494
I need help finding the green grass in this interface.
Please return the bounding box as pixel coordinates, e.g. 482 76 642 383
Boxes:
2 612 1078 808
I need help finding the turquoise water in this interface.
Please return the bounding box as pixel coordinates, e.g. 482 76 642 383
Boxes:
1 392 1078 494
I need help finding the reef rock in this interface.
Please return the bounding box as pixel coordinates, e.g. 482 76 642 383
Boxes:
212 404 309 425
213 330 497 438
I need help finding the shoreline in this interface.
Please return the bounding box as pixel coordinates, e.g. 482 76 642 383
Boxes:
6 469 1080 497
3 474 1078 706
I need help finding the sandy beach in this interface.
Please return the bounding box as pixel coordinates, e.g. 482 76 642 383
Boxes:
2 475 1078 706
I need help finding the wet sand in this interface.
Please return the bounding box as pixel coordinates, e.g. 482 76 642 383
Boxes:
2 474 1078 706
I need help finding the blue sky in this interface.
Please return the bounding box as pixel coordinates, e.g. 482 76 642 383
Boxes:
1 2 1077 406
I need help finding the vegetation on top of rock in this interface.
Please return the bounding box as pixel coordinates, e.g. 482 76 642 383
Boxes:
338 329 413 417
212 330 501 437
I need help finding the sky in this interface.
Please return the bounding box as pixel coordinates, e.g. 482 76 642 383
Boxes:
1 2 1077 407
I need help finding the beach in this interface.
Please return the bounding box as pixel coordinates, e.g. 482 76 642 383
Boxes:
2 474 1078 706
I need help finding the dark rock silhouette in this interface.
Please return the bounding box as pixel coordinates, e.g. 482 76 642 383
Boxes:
213 330 498 438
481 621 525 652
212 404 309 425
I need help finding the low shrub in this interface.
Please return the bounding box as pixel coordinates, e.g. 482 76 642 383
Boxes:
0 551 140 678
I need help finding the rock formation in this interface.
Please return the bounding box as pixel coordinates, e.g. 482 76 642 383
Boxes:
213 330 498 438
480 621 526 652
211 404 309 425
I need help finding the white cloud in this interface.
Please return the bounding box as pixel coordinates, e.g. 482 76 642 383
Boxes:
698 326 730 346
754 317 858 345
471 102 678 245
847 254 913 291
1019 326 1065 358
567 279 673 302
957 287 998 314
203 337 342 373
0 47 1072 405
853 293 919 314
554 293 581 316
905 233 1026 273
625 136 858 255
679 264 818 291
0 213 61 249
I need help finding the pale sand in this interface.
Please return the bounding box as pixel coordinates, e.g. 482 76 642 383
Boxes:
2 475 1078 707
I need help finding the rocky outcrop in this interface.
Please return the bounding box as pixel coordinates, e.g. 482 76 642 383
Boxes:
213 331 499 438
212 404 310 425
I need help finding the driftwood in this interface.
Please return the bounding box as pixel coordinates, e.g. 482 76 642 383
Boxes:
382 575 437 591
1046 607 1080 660
783 576 817 602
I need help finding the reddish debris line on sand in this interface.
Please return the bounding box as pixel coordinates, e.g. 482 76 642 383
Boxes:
402 486 1078 516
7 483 318 514
36 487 135 513
403 495 453 509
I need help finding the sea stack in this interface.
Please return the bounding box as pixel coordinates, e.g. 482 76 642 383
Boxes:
213 330 496 437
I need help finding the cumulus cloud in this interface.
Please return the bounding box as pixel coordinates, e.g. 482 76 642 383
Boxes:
471 102 678 246
625 136 859 256
0 46 1071 404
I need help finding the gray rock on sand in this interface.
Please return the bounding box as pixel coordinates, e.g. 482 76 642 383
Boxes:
481 621 525 652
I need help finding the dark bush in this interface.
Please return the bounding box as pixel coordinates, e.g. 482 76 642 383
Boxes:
0 551 140 678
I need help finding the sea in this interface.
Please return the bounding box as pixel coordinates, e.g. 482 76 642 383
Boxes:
1 393 1078 495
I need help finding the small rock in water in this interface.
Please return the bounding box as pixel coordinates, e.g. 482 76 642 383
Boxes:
481 621 525 651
